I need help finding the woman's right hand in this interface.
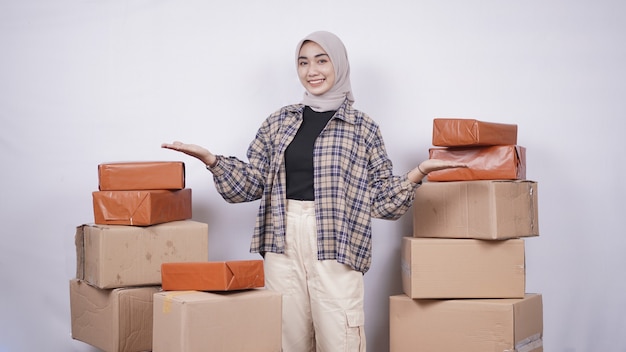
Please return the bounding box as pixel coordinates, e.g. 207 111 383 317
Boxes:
161 141 217 167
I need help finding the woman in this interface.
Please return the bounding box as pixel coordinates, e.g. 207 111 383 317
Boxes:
162 30 464 352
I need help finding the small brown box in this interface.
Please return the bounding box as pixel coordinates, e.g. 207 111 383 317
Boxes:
92 188 192 226
161 260 265 291
98 161 185 191
428 145 526 181
432 118 518 147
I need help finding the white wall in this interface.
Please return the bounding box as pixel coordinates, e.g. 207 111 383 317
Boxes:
1 1 625 351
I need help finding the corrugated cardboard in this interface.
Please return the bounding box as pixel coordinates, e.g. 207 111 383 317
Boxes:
92 188 192 226
75 220 208 289
427 145 526 181
98 161 185 191
413 180 539 240
390 293 543 352
161 260 265 291
152 289 282 352
401 237 526 299
432 118 518 147
69 279 160 352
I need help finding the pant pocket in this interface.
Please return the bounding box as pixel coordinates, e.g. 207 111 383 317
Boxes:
345 309 366 352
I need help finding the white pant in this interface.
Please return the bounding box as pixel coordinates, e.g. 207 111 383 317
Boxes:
265 200 366 352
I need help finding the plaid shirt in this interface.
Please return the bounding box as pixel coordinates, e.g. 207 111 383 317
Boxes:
208 100 419 273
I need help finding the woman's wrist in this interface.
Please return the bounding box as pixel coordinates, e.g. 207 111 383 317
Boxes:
417 164 428 176
204 154 218 168
408 167 424 184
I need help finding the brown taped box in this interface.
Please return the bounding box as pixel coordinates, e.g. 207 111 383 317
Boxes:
75 220 208 289
98 161 185 191
69 279 160 352
428 145 526 181
161 260 265 291
401 237 526 299
152 289 282 352
92 188 192 226
390 293 543 352
413 180 538 240
432 118 518 147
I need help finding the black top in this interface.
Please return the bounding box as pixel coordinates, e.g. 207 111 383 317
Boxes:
284 106 335 200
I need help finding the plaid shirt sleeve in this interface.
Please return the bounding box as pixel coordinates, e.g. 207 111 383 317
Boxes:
367 122 420 220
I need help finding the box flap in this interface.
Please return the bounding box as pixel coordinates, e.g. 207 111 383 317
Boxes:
226 260 265 290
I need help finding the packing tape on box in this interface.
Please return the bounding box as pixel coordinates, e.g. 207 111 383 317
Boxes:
503 333 543 352
529 185 536 234
162 291 196 314
400 258 410 276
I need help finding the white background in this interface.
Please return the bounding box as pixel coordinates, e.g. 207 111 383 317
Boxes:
1 0 625 351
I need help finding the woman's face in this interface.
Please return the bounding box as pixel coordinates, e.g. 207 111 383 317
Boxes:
297 41 336 96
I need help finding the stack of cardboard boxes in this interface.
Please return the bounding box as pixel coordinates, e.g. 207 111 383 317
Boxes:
69 161 208 351
390 119 544 352
69 161 282 351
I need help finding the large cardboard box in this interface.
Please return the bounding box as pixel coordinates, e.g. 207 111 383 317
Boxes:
75 220 208 289
390 293 543 352
98 161 185 191
161 260 265 291
92 188 192 226
413 180 538 240
427 145 526 181
401 237 525 299
432 118 518 147
153 289 282 352
69 279 160 352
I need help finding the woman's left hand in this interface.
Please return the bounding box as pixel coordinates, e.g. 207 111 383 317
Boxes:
419 159 467 174
407 159 467 183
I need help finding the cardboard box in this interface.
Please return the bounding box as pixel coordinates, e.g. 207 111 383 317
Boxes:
98 161 185 191
161 260 265 291
413 180 538 240
401 237 525 299
390 293 543 352
69 279 160 352
432 118 518 147
92 188 192 226
153 289 282 352
427 145 526 181
75 220 208 289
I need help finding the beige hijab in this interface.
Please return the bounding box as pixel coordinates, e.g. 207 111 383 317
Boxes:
296 31 355 112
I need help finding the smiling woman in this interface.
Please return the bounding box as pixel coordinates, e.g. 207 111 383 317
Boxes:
161 30 464 352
